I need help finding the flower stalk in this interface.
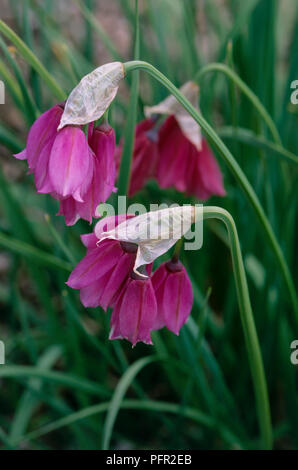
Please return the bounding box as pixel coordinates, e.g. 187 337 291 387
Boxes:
195 63 282 145
203 206 272 450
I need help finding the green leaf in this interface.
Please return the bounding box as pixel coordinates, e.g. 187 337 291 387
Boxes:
0 19 66 101
117 0 140 197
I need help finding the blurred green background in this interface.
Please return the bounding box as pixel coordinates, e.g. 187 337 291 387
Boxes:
0 0 298 450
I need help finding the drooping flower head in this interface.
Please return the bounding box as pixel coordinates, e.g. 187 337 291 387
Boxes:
66 215 137 310
127 81 225 199
13 62 125 225
14 114 116 226
67 207 198 346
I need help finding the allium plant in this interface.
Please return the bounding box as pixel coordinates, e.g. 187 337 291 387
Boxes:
67 209 195 345
10 58 275 449
2 0 298 451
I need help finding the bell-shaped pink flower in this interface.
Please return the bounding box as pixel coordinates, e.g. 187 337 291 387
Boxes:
109 272 157 346
116 118 159 196
89 123 117 202
152 260 193 335
66 215 137 311
14 104 117 225
57 123 117 225
48 126 93 201
157 115 226 200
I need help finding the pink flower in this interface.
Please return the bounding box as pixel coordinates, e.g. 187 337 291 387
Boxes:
116 118 159 196
109 272 157 346
157 115 226 200
66 216 137 311
67 210 194 346
57 123 117 225
152 260 193 335
66 213 158 346
13 105 117 225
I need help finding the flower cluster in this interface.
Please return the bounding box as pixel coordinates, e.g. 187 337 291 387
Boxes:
67 216 193 346
117 115 226 199
12 63 225 346
15 104 116 225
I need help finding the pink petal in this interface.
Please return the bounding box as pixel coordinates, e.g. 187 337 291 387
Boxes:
26 105 63 170
89 124 117 202
128 118 159 196
49 126 93 199
151 263 168 330
14 149 27 160
88 122 95 141
34 140 55 193
74 153 104 224
162 268 193 335
99 252 135 311
80 233 98 249
157 116 188 191
109 296 124 340
119 279 157 346
57 197 79 226
196 139 226 198
79 270 111 308
66 239 122 289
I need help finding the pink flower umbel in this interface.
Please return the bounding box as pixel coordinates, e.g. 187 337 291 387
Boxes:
66 216 137 311
67 207 197 346
110 270 157 346
152 260 193 335
14 106 117 225
67 218 157 346
157 115 226 200
116 118 159 196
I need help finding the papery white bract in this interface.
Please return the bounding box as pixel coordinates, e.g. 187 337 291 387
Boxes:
58 62 125 130
96 205 202 271
145 81 202 150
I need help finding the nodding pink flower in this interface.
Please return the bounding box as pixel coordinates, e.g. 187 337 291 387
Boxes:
157 115 226 200
66 215 138 311
152 260 193 335
57 123 117 225
116 118 159 196
109 270 157 346
13 105 117 225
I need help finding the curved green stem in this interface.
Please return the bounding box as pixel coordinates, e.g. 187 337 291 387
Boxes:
203 206 272 449
218 126 298 165
195 62 282 145
172 237 184 262
123 61 298 325
0 19 66 101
